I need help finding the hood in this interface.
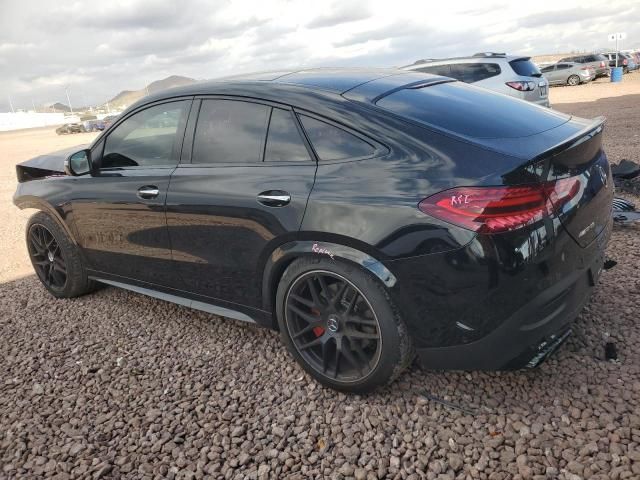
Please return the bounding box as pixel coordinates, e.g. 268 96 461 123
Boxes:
16 144 88 182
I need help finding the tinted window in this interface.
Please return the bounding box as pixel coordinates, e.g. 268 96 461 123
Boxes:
102 101 189 169
264 108 311 162
299 115 375 161
415 64 452 77
541 65 555 73
451 63 501 83
557 64 570 70
376 82 569 139
192 100 269 163
509 59 542 77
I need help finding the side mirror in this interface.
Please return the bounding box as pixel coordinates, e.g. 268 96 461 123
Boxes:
64 149 92 176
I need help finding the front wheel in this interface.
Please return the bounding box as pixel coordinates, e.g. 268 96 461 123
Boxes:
567 75 580 86
26 211 96 298
276 257 414 393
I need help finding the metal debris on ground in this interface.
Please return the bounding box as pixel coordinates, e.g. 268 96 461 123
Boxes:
418 392 478 415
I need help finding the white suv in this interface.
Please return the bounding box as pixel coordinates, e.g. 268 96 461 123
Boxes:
403 53 550 108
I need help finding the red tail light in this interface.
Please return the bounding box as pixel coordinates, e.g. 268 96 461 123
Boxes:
623 59 628 66
418 179 580 234
505 81 536 91
600 61 606 68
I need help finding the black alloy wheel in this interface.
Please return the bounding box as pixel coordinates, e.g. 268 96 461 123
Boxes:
284 270 382 383
28 224 67 290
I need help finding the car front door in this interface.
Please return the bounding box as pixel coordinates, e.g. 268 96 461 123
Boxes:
69 99 192 286
165 98 316 311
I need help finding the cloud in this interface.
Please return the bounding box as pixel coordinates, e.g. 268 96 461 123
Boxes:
0 0 639 111
517 8 606 28
306 3 371 29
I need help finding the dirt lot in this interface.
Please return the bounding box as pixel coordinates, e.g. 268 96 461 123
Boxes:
1 76 639 480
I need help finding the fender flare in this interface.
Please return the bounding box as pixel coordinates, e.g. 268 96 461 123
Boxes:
261 240 397 313
13 195 78 245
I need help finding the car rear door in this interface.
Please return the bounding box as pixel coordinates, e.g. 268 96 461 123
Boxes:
69 99 192 286
165 98 316 310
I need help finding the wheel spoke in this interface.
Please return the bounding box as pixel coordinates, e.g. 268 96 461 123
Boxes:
317 276 330 303
332 341 340 379
343 287 359 314
321 340 330 374
291 323 318 340
306 278 322 305
329 282 348 308
298 337 323 351
53 259 66 274
287 303 320 324
340 343 364 375
290 293 314 309
346 330 379 340
345 316 377 327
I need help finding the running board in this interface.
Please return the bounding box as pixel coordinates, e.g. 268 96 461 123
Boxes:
91 277 256 323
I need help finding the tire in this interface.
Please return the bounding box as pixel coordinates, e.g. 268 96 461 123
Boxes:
26 211 97 298
567 75 580 86
276 256 414 393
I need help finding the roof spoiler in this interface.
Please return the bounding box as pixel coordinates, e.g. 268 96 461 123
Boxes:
532 116 606 168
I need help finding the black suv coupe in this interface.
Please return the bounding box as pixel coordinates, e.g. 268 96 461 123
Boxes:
14 69 613 393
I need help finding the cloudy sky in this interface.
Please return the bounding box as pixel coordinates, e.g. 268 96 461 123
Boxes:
1 0 638 111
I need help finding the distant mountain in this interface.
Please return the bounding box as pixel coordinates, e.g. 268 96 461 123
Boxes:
103 75 196 109
50 102 71 112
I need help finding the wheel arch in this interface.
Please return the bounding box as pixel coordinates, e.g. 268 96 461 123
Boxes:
14 195 78 245
261 239 397 327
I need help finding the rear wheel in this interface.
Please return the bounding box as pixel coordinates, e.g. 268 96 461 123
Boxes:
276 257 413 393
26 211 96 298
567 75 580 86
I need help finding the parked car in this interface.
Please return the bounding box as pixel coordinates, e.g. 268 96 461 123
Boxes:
102 115 119 129
601 52 632 73
14 69 613 393
403 53 550 107
558 53 610 78
55 123 84 135
540 62 595 86
623 53 638 71
82 119 106 132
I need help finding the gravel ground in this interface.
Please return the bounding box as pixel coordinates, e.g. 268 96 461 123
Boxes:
1 76 639 480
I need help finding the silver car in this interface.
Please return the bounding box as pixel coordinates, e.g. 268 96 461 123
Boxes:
540 62 595 86
403 53 550 107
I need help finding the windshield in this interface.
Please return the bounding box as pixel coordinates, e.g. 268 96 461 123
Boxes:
509 58 542 77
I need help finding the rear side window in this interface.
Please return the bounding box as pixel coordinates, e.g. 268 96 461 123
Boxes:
541 65 555 73
450 63 501 83
557 64 570 70
264 108 311 162
299 115 375 161
375 82 569 139
415 64 452 77
192 100 269 164
509 58 542 77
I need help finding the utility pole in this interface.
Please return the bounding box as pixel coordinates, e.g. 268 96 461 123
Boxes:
64 86 74 115
31 99 36 112
8 95 15 113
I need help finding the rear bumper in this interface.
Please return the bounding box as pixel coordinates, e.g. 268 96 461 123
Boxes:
387 216 612 371
532 97 550 108
415 256 598 370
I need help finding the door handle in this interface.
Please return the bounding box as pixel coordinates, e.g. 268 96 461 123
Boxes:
137 186 160 199
257 190 291 207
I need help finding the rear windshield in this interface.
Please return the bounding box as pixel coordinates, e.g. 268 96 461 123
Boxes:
509 58 542 77
375 82 570 139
